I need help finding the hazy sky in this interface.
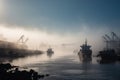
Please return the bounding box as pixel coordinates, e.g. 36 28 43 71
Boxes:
0 0 120 51
0 0 120 33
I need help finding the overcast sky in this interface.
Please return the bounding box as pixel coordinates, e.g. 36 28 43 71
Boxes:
0 0 120 33
0 0 120 51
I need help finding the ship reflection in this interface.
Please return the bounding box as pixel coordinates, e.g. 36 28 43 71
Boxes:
78 53 92 63
0 54 44 63
47 52 54 58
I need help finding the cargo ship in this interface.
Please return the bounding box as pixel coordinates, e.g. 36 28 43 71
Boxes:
78 39 92 61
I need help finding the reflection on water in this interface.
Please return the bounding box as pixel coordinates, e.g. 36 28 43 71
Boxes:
47 52 54 58
78 53 92 63
11 53 55 67
11 48 74 66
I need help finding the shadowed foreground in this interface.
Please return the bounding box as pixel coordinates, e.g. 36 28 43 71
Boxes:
0 63 49 80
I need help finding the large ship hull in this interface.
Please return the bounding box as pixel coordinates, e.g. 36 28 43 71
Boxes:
97 49 117 61
78 50 92 62
80 50 92 58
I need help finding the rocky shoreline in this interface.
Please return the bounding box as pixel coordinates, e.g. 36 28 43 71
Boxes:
0 63 49 80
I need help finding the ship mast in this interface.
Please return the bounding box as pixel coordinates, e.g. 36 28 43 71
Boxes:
85 38 87 45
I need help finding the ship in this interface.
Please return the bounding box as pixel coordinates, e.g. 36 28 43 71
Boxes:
46 47 54 58
47 48 54 54
78 39 92 61
97 32 120 62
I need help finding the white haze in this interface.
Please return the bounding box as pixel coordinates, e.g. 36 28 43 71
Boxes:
0 24 109 55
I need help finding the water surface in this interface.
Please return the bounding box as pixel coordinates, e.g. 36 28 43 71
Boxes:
11 51 120 80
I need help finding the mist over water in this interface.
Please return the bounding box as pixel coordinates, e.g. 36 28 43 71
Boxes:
8 49 120 80
0 24 120 80
0 1 120 80
0 24 108 53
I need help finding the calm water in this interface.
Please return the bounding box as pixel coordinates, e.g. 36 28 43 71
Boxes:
10 50 120 80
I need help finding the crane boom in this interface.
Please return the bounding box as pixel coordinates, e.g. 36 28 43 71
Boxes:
102 36 108 41
24 38 29 44
111 32 120 40
17 35 24 43
105 34 111 40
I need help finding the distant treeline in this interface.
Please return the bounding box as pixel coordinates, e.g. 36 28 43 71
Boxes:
0 47 43 61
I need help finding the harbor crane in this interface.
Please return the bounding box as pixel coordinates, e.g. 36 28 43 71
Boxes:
102 32 120 51
111 32 120 41
103 36 109 49
17 35 28 44
105 34 111 41
17 35 29 49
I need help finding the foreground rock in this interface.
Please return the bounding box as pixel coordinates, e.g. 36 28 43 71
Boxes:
0 63 49 80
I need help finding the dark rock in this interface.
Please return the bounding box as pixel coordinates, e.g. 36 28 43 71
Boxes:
0 63 49 80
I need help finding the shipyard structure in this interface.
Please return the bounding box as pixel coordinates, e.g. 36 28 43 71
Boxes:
0 35 43 59
97 32 120 61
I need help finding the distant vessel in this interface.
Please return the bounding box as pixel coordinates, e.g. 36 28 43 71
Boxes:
97 32 120 61
47 48 54 54
78 39 92 61
46 48 54 58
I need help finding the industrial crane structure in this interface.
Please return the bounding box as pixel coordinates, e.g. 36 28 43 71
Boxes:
17 35 29 49
103 32 120 54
